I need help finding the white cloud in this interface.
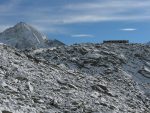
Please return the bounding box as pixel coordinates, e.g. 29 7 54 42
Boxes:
31 0 150 25
1 0 150 25
71 34 94 38
0 0 20 13
61 0 150 23
0 25 12 32
0 0 150 34
120 28 137 31
31 24 68 34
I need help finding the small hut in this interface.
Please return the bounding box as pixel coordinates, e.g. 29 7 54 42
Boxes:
103 40 129 44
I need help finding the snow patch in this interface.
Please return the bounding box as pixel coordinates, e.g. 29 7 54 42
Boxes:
24 24 31 31
42 35 47 40
33 33 40 44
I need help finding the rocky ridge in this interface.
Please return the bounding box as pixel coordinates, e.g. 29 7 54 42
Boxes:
0 43 150 113
29 43 150 95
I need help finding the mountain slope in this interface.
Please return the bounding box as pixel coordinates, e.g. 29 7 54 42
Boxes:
0 22 64 49
0 43 149 113
29 43 150 97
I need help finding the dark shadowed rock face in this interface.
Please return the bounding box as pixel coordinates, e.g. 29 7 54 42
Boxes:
0 43 150 113
0 22 64 49
103 40 129 44
46 39 65 47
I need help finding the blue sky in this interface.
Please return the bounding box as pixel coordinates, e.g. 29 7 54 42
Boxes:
0 0 150 44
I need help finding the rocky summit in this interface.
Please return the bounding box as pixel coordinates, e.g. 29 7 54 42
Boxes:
0 42 150 113
0 22 64 49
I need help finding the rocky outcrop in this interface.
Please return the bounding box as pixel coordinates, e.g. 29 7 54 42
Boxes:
0 43 150 113
29 43 150 96
103 40 129 43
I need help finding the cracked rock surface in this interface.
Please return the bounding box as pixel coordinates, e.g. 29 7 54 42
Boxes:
0 43 150 113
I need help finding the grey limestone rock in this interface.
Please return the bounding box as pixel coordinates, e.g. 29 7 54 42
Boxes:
0 43 150 113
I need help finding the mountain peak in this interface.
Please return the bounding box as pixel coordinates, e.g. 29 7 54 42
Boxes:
16 21 27 25
14 22 31 31
15 22 28 27
0 22 64 49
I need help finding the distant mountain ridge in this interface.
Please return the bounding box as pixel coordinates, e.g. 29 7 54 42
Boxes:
0 22 64 49
147 42 150 45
